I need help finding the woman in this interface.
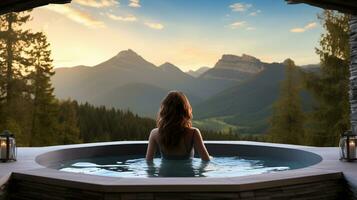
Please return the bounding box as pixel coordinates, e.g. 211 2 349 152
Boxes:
145 91 210 161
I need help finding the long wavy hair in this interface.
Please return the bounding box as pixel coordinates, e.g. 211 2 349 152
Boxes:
157 91 193 149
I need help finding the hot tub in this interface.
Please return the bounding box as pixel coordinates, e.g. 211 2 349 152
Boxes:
36 142 322 178
7 141 346 200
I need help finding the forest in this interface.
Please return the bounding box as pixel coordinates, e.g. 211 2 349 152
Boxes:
0 10 351 147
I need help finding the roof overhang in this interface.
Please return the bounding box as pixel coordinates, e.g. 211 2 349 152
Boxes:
1 1 356 16
286 0 357 15
0 0 71 15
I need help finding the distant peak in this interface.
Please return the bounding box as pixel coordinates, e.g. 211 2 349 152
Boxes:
212 53 264 74
221 54 260 63
94 48 157 70
116 49 140 58
159 62 183 72
160 62 175 67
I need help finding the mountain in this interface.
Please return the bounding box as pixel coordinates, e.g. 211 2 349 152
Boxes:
194 63 284 133
158 62 196 86
195 63 284 118
52 49 315 133
52 49 235 116
92 83 170 117
53 50 190 101
187 67 210 77
92 83 202 117
160 62 183 73
98 49 158 71
194 62 313 134
200 54 264 82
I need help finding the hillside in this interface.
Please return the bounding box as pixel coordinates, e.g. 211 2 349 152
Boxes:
92 83 202 117
194 63 314 134
195 63 284 118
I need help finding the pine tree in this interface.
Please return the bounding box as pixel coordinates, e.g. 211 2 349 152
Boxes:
304 11 350 146
268 59 305 145
58 100 81 145
0 12 34 145
27 32 59 146
0 12 32 105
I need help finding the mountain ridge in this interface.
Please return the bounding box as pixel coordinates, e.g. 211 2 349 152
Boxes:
52 49 315 133
187 67 211 77
199 54 265 82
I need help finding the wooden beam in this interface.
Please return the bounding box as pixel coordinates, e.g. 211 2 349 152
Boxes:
0 0 71 15
350 16 357 134
286 0 357 15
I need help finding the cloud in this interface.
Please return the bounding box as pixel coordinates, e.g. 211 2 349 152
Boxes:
107 13 137 22
290 28 305 33
229 3 252 12
246 27 256 31
290 22 317 33
305 22 317 29
45 5 105 28
144 22 164 30
74 0 118 8
249 10 261 16
129 0 141 8
230 21 246 29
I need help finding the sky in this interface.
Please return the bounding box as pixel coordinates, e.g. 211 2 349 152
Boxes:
28 0 323 71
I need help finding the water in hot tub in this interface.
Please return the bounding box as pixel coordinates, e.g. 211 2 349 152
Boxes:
59 156 303 177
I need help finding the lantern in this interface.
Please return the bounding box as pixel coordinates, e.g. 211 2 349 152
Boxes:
339 131 357 162
0 130 17 162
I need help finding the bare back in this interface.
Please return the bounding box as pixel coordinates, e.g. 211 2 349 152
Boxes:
146 127 210 161
157 128 195 159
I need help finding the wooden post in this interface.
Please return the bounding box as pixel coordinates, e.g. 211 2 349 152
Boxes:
350 15 357 134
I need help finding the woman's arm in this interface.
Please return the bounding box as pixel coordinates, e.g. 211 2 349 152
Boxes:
193 128 211 161
145 129 158 161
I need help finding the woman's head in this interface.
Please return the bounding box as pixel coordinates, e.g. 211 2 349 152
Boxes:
157 91 192 149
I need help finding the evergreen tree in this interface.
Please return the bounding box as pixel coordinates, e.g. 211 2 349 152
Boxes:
0 12 32 106
0 12 34 144
268 59 305 145
27 32 58 146
58 100 81 145
304 11 350 146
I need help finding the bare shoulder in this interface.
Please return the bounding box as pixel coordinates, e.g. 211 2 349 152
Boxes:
151 128 159 134
190 127 201 136
150 128 159 138
190 127 200 132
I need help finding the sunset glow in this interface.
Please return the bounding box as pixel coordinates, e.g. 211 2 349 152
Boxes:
28 0 323 71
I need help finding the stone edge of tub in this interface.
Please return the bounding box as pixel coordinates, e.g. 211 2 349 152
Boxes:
8 167 343 193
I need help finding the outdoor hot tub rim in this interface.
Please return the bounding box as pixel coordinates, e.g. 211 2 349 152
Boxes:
35 141 323 171
7 141 347 199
